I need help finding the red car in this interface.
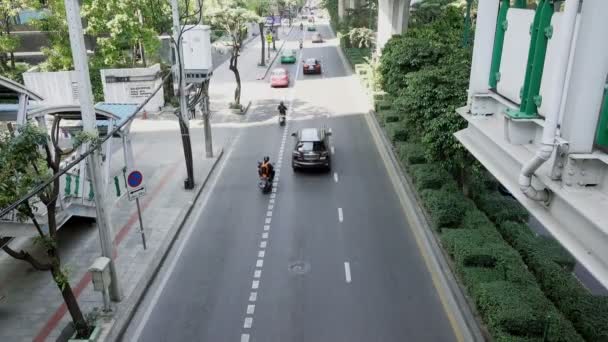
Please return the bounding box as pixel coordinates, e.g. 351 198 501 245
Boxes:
303 58 322 75
270 68 290 88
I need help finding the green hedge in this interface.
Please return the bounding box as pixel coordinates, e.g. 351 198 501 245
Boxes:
384 122 408 142
476 281 584 342
498 222 608 341
409 163 453 191
420 188 469 229
395 142 426 167
383 110 402 123
475 192 529 224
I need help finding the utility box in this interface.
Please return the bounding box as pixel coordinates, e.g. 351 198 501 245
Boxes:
181 25 213 83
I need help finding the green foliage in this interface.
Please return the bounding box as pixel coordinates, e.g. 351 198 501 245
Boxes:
420 188 469 229
0 124 51 221
395 142 426 167
475 192 529 224
476 281 584 342
497 222 608 341
383 121 408 143
343 47 371 66
409 163 453 191
347 27 375 48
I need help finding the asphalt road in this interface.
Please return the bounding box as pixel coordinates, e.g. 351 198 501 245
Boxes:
123 22 458 342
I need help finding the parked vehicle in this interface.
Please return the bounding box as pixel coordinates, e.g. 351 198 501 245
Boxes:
291 128 332 171
307 25 316 31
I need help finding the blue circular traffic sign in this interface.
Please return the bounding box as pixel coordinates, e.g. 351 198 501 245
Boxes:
128 170 143 188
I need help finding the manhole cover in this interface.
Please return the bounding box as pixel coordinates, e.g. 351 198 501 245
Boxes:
288 261 310 275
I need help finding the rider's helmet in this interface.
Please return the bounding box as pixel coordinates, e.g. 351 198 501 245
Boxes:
263 156 270 163
280 101 284 106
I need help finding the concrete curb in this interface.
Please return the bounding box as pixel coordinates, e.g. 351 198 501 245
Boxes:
257 26 295 80
363 110 485 342
104 148 225 342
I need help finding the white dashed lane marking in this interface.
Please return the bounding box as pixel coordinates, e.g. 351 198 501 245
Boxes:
338 208 343 222
334 172 339 183
344 262 352 283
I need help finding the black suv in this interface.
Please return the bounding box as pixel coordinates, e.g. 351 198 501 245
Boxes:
291 128 332 171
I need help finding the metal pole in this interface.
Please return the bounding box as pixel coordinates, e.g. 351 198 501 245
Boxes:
64 0 122 302
135 198 147 249
171 0 195 189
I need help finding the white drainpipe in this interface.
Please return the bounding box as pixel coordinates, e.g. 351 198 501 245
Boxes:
519 0 579 203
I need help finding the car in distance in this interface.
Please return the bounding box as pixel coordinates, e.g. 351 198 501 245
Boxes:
302 58 322 75
312 33 323 43
291 128 332 171
307 25 316 31
270 68 289 88
280 49 297 64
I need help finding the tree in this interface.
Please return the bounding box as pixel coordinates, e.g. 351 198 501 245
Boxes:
36 0 73 72
0 122 93 338
83 0 162 67
245 0 270 66
207 5 259 108
0 0 37 70
348 27 375 48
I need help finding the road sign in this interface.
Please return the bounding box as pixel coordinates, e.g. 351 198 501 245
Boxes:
127 170 146 201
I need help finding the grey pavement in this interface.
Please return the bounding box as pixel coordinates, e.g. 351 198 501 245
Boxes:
122 21 462 342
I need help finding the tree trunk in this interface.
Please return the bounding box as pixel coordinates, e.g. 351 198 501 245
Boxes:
52 266 91 337
229 54 241 106
258 22 265 66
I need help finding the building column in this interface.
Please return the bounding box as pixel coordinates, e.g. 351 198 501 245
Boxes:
338 0 345 19
467 0 500 108
376 0 412 55
561 0 608 153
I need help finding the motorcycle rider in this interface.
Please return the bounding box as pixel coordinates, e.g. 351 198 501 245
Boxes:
300 22 303 30
278 101 287 117
299 39 303 49
259 156 275 183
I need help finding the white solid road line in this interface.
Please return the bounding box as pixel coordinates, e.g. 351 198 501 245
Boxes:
334 172 339 183
344 262 352 283
338 207 343 222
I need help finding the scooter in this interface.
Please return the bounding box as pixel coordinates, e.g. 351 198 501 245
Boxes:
259 176 272 193
279 113 286 126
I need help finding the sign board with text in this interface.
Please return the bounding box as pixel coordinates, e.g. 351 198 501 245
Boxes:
100 64 165 112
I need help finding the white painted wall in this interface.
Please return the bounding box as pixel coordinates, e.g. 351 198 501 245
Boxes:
23 70 80 105
100 64 165 113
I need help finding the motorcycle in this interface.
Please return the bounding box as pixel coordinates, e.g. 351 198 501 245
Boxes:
279 113 286 126
257 162 273 193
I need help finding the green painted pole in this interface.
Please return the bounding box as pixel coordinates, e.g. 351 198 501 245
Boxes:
88 182 94 201
521 0 554 117
74 175 80 196
64 174 72 196
114 176 121 197
489 0 510 88
595 84 608 148
518 0 545 113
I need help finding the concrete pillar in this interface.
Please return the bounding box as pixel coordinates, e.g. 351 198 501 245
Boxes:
467 0 500 107
338 0 345 19
376 0 411 55
560 0 608 153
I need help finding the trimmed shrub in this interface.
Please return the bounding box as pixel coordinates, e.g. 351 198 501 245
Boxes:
383 110 402 123
384 122 408 142
420 189 468 229
396 142 426 167
476 282 584 342
375 99 393 111
409 163 453 191
459 209 496 231
498 222 608 341
476 192 529 224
